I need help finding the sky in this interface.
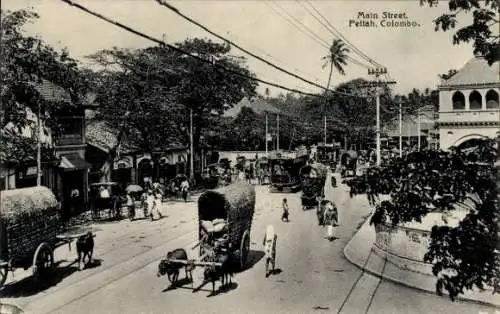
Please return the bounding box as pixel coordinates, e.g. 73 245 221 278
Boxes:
3 0 482 97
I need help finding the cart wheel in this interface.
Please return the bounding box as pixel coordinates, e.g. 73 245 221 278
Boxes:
0 265 8 287
239 230 250 270
32 243 54 279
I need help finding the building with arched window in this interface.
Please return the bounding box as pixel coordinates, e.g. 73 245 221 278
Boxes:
438 58 500 150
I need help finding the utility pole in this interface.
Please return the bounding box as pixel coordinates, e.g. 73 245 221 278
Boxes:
265 113 269 156
367 68 396 165
417 107 421 151
36 104 42 186
276 114 280 151
399 102 402 158
189 108 194 180
324 116 327 145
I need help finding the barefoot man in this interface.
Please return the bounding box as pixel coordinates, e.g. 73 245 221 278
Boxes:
263 225 277 277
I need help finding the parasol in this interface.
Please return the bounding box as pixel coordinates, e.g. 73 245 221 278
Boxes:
126 184 143 193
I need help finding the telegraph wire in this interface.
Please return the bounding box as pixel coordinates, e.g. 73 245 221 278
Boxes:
305 0 386 69
60 0 365 99
270 1 372 70
154 0 328 93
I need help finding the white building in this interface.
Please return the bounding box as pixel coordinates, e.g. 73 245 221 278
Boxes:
438 58 500 150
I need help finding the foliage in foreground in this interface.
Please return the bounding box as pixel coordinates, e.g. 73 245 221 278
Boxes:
349 139 499 300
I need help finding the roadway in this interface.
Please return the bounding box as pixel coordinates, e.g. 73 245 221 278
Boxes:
0 174 495 314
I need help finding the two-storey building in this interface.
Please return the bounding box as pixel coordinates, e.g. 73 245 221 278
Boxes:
438 58 500 150
1 80 94 217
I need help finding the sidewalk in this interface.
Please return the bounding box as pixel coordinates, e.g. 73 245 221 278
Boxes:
343 214 500 308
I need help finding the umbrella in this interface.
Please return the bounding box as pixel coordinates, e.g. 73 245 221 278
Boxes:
126 185 143 193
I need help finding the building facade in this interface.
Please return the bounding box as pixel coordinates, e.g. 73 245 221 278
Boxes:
438 58 500 150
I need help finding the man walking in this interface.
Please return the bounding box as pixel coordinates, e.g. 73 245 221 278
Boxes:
323 202 339 241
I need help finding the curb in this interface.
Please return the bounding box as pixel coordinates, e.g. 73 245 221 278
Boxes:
343 217 500 309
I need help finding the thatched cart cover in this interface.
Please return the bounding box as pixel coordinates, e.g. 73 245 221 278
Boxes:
0 187 60 264
198 183 255 250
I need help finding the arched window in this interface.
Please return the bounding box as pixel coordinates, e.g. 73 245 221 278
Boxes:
486 89 499 109
452 91 465 110
469 90 482 110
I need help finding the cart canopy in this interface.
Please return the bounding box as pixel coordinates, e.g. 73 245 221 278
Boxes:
1 186 58 220
0 187 60 263
300 163 328 180
198 183 255 222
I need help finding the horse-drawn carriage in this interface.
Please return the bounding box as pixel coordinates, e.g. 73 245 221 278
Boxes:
0 187 96 288
300 163 328 210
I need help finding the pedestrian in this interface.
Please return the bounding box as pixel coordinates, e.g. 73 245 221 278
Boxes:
151 192 163 220
323 202 339 241
126 191 135 220
145 190 155 220
263 225 277 278
180 178 189 202
281 198 289 222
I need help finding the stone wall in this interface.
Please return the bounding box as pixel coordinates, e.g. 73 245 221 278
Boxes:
374 223 433 275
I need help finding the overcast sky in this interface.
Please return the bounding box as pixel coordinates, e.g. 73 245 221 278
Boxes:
4 0 480 97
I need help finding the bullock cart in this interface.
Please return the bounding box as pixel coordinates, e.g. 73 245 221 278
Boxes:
0 187 95 288
163 183 255 274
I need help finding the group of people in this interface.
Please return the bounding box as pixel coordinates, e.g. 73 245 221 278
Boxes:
125 179 190 221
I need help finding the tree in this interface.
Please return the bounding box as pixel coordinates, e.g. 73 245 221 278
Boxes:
420 0 499 65
321 39 350 124
353 139 499 300
1 9 89 164
87 47 188 173
167 38 258 162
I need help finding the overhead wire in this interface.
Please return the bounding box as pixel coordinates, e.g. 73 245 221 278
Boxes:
60 0 366 98
270 1 372 70
154 0 328 93
305 0 386 69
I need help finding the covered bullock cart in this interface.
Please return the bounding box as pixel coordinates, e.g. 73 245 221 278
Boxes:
0 187 60 286
197 183 255 270
300 163 328 210
0 187 95 288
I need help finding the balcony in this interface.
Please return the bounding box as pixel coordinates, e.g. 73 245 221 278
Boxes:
439 109 500 125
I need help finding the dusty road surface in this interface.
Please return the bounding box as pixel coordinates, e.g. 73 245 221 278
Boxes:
1 175 496 314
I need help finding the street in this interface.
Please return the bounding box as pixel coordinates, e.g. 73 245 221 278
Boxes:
1 175 495 314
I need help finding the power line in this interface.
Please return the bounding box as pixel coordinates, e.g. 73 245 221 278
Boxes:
305 0 386 69
270 1 371 70
155 0 327 93
60 0 365 99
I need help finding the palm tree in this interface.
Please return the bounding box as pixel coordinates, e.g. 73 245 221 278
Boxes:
321 39 350 143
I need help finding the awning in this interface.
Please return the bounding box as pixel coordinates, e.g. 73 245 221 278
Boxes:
59 154 91 171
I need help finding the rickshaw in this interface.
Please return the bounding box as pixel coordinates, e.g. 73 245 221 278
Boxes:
89 182 126 220
0 187 96 288
300 163 328 210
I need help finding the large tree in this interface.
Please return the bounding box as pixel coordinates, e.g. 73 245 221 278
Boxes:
1 9 90 128
352 139 499 300
421 0 499 64
165 38 258 159
1 9 89 164
87 47 187 178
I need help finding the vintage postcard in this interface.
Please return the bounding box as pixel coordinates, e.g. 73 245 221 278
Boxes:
1 1 499 313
